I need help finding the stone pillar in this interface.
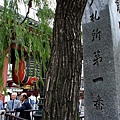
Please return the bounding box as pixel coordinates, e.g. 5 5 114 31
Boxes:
82 0 120 120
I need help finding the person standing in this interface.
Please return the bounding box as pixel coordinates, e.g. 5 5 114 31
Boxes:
0 91 5 120
0 100 5 120
6 92 20 120
29 94 36 109
14 93 32 120
36 94 40 110
0 100 3 110
28 97 34 109
6 93 21 114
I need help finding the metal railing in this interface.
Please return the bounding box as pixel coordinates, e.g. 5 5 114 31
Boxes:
5 113 27 120
4 109 38 120
3 110 84 120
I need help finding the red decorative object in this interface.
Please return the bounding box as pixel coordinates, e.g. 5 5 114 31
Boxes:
11 44 39 86
12 57 38 86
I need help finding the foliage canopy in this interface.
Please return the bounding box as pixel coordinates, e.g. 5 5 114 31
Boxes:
0 0 54 91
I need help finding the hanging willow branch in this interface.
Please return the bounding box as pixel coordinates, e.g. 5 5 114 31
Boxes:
20 0 32 24
0 0 54 92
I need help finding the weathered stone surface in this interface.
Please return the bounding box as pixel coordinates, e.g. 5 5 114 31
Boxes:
82 0 120 120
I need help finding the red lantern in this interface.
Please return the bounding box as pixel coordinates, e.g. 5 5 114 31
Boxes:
12 58 39 85
11 44 39 86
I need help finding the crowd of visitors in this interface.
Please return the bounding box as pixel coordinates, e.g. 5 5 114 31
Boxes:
0 91 40 120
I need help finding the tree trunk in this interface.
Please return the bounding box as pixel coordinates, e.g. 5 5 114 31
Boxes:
43 0 87 120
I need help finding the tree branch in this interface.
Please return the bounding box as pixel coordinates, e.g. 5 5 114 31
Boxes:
20 0 32 24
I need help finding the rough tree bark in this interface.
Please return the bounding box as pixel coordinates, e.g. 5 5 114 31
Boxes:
43 0 87 120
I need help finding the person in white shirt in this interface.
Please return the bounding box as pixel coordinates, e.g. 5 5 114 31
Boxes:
29 94 36 109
